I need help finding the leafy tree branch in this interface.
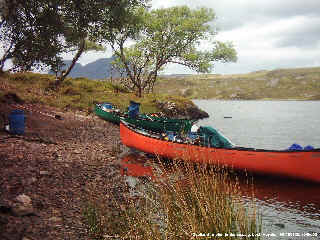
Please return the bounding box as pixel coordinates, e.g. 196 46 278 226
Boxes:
97 5 237 97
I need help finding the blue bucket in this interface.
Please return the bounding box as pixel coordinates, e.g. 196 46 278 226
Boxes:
128 101 140 118
9 110 25 135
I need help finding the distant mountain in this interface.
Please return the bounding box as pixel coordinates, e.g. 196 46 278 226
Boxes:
49 56 123 79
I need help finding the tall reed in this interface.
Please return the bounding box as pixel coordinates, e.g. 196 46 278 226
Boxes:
123 160 261 239
83 157 261 240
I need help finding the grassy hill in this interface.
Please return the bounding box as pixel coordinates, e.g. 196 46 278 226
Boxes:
0 72 195 114
154 67 320 100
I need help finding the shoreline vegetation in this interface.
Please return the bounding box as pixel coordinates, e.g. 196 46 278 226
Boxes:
84 158 261 239
0 71 208 119
1 66 318 239
0 66 319 119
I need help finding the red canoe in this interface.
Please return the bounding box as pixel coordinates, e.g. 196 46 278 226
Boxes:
120 120 320 183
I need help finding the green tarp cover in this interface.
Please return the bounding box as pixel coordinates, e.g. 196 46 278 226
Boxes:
198 126 233 148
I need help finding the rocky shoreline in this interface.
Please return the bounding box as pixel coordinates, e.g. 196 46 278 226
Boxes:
0 102 129 240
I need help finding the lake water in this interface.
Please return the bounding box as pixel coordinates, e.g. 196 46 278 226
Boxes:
193 100 320 239
193 100 320 150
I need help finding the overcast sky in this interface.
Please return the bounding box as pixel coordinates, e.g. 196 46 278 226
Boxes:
72 0 320 74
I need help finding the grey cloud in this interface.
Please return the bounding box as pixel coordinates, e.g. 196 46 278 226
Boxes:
253 0 320 18
212 0 320 31
151 0 320 31
274 18 320 49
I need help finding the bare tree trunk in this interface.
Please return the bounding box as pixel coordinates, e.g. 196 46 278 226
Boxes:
55 38 85 86
137 86 142 97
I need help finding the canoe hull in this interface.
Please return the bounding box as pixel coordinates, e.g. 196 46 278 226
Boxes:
94 104 121 124
120 121 320 183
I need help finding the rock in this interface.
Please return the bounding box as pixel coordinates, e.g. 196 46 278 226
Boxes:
16 194 32 205
185 106 209 120
155 100 209 120
11 204 35 217
12 194 35 217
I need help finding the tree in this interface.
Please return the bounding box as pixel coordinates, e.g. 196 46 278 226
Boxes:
55 0 149 84
99 6 237 97
0 0 65 72
0 0 148 84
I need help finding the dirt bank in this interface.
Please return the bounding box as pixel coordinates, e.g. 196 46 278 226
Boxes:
0 102 126 240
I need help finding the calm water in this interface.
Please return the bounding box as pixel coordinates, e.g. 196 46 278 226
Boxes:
193 100 320 239
193 100 320 150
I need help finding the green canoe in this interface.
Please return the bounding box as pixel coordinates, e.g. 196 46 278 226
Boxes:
94 103 126 124
94 103 196 132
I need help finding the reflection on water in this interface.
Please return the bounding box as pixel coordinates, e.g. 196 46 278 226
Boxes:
120 152 320 239
238 174 320 214
236 173 320 237
120 153 154 179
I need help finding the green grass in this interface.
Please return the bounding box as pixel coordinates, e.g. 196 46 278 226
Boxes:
0 71 195 114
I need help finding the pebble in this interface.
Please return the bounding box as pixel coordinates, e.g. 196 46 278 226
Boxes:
49 216 63 222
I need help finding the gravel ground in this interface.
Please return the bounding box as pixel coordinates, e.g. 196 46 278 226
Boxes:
0 102 128 240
